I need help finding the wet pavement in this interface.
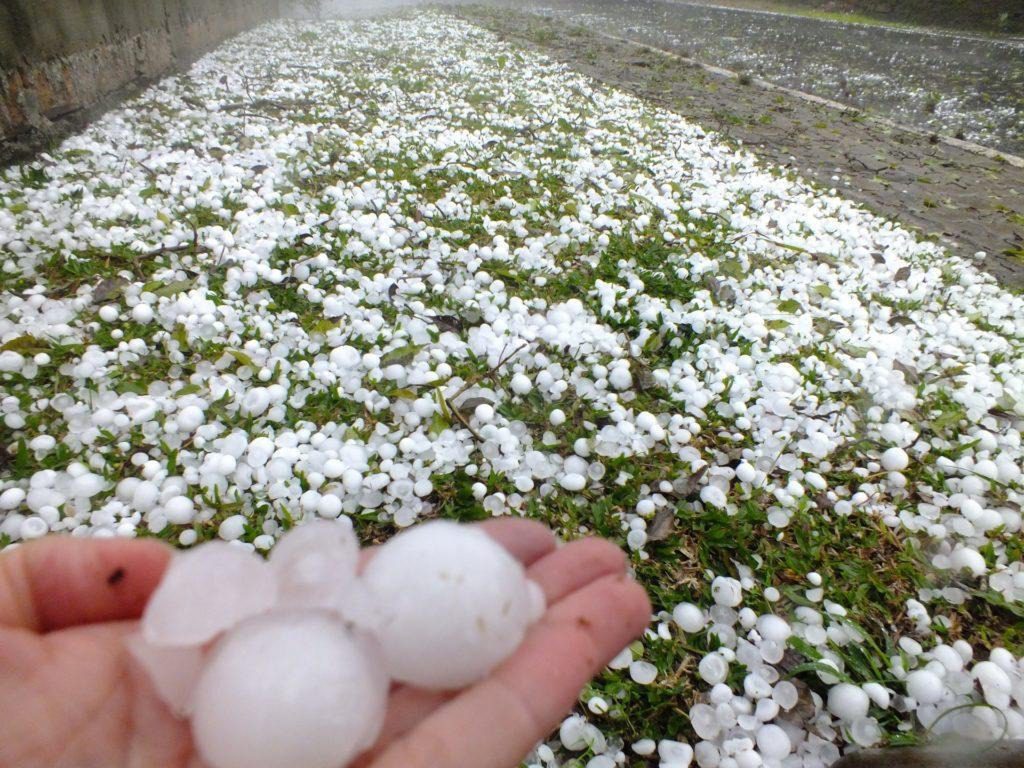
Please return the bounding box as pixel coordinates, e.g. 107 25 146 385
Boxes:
506 0 1024 155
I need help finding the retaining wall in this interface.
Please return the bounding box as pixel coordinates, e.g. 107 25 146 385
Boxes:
0 0 280 164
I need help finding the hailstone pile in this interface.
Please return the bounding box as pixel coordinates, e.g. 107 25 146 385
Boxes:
130 519 546 768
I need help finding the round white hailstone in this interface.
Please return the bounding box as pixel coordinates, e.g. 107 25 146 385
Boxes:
608 366 632 390
689 703 720 740
807 572 822 587
473 403 494 422
586 756 615 768
711 576 743 607
735 462 756 484
20 516 48 539
550 408 566 426
176 406 205 433
755 614 791 643
164 496 195 525
633 739 657 756
560 473 587 492
126 633 205 716
559 715 588 750
191 611 388 768
755 724 791 760
905 669 944 704
218 515 247 541
588 696 610 715
630 660 658 684
700 485 728 509
597 643 630 673
98 305 119 322
132 303 154 324
354 521 542 689
71 472 105 498
763 587 780 602
510 373 533 395
269 520 358 611
0 487 26 509
862 682 891 709
694 741 720 768
772 681 799 710
673 603 707 633
949 547 987 576
827 683 870 721
973 661 1012 708
849 716 882 747
142 542 278 646
317 494 343 518
627 529 648 551
698 654 729 685
880 447 909 472
659 740 694 766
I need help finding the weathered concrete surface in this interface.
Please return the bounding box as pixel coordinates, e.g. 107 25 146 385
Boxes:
0 0 280 165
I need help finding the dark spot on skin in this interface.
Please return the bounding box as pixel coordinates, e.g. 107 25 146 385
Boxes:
107 567 126 586
576 616 593 629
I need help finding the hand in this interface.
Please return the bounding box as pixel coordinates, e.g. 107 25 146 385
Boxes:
0 519 651 768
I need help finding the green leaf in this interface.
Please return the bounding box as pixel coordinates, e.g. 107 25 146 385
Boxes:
428 411 450 437
172 325 190 349
227 349 255 367
381 343 425 366
281 203 302 217
177 383 202 396
766 319 790 331
0 335 48 353
154 279 194 297
719 259 745 279
777 298 802 313
811 284 833 298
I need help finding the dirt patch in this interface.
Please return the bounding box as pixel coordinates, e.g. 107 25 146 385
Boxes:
455 5 1024 290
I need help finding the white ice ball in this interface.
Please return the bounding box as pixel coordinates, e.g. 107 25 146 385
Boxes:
355 520 544 689
269 519 359 611
827 683 870 721
755 724 791 759
142 542 278 646
127 633 206 716
880 447 909 472
673 602 707 633
191 611 388 768
711 576 743 607
905 669 944 704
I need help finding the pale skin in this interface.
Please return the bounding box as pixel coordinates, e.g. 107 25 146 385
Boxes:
0 519 651 768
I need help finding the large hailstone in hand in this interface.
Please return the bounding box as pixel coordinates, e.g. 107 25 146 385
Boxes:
191 610 389 768
355 520 546 689
269 518 359 610
142 542 278 646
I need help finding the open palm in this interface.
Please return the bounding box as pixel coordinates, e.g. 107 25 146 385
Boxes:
0 519 650 768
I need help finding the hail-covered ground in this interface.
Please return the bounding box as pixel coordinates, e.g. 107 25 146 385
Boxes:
2 12 1024 768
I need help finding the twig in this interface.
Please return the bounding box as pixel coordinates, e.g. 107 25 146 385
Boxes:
449 340 530 402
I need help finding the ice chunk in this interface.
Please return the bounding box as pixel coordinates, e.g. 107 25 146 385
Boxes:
142 542 277 646
355 520 539 689
269 519 359 611
191 611 388 768
126 633 205 716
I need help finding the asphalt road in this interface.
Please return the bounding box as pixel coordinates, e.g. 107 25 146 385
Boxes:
512 0 1024 156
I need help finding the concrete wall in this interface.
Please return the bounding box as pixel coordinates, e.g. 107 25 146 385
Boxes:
0 0 280 164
